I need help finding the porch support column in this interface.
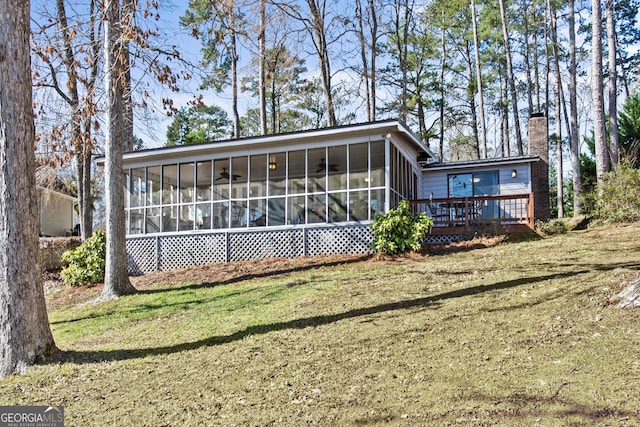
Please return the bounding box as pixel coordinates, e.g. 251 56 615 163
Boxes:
384 134 391 213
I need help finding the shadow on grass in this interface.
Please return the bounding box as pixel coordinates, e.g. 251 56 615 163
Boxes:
55 270 584 365
136 255 373 295
468 390 639 423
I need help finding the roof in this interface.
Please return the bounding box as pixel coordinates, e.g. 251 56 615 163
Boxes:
35 165 77 199
98 120 436 166
422 155 540 171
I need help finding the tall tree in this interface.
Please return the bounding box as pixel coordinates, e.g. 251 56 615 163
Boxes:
182 0 243 137
0 0 56 377
354 0 380 122
470 0 488 158
592 0 610 186
498 0 524 155
277 0 338 127
166 104 232 145
258 0 267 134
101 0 137 300
606 0 619 167
567 0 583 216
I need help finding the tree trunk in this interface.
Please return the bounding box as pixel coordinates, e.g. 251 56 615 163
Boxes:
470 0 487 159
307 0 336 127
568 0 582 216
592 0 610 186
56 0 90 238
464 40 480 159
368 0 377 121
522 0 534 116
549 0 564 217
0 0 56 377
356 0 371 121
259 0 267 135
230 16 241 137
121 0 135 151
498 0 524 156
606 0 619 167
101 0 137 301
438 13 446 161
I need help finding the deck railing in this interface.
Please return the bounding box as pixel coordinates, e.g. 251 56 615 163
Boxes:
410 193 534 234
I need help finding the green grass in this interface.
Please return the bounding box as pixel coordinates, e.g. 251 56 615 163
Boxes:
2 224 640 426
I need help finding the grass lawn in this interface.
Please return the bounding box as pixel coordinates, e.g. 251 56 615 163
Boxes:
2 224 640 426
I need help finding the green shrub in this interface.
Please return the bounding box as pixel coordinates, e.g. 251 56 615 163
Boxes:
594 161 640 224
61 229 106 286
370 200 433 255
535 219 568 236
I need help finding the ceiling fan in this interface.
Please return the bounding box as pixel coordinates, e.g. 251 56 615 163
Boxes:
316 158 339 173
215 167 241 181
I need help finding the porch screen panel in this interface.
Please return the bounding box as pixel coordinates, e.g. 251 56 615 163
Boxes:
328 192 347 222
371 189 385 217
308 148 326 193
288 150 306 195
196 161 212 201
268 152 286 196
213 158 230 200
147 166 161 206
145 207 161 233
249 199 266 227
250 155 267 198
179 163 195 203
370 141 384 187
231 156 248 199
130 168 145 208
349 190 369 221
162 165 178 206
287 195 305 225
308 194 326 223
268 197 285 226
349 143 368 189
328 145 347 191
161 165 178 232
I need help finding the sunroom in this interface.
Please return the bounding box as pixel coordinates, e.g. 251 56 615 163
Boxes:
122 120 436 273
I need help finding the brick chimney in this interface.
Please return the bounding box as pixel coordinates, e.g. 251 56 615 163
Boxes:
528 113 550 221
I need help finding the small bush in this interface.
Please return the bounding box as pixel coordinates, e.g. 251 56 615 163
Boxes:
61 230 106 286
594 161 640 224
370 200 433 255
535 219 568 236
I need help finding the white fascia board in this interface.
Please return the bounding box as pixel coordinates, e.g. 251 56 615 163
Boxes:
423 156 539 172
105 120 434 167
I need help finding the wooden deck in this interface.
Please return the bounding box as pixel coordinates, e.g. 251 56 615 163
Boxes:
411 193 535 235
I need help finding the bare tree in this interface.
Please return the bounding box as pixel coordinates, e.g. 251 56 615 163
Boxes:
277 0 338 127
592 0 610 186
100 0 137 300
498 0 524 156
0 0 56 377
259 0 268 134
470 0 487 158
32 0 102 240
354 0 379 122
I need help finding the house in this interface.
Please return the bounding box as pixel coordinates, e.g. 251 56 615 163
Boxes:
36 166 78 237
120 118 548 274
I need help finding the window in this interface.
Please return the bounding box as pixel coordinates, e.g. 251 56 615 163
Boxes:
447 171 499 197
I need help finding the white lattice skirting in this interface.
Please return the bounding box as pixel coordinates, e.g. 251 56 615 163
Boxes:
126 224 375 275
